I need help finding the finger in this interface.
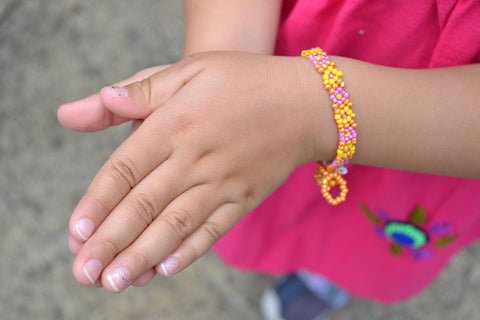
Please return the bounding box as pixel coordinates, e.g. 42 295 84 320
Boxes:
69 60 204 243
68 235 83 255
130 119 143 135
71 154 198 287
68 132 171 243
131 268 156 287
72 236 156 287
156 202 243 277
98 183 225 293
58 65 170 132
98 57 204 119
57 94 130 132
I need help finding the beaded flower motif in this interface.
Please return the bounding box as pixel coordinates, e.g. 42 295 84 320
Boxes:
360 203 458 261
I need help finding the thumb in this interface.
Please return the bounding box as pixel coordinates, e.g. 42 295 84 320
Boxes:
57 65 170 132
99 58 204 119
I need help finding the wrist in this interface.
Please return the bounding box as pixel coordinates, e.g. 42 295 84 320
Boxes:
299 49 359 205
295 56 338 164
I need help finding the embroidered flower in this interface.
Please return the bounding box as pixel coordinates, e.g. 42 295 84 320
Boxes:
360 203 458 261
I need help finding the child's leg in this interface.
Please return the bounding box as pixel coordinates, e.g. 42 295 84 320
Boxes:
297 271 350 309
261 272 350 320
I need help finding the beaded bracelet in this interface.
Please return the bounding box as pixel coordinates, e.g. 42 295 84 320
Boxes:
301 48 358 205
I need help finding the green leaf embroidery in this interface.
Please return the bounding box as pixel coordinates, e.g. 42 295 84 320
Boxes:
390 243 402 255
409 207 427 225
359 202 382 225
435 235 458 248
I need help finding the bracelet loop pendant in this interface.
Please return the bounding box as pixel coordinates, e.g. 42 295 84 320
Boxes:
315 162 348 206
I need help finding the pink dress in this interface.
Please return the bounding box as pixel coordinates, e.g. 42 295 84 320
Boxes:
214 0 480 304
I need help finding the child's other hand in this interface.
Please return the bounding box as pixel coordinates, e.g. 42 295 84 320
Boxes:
59 52 333 292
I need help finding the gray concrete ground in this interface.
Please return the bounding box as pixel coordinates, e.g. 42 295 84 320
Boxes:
1 1 479 319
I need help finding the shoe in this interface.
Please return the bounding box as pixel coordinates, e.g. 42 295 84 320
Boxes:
260 273 350 320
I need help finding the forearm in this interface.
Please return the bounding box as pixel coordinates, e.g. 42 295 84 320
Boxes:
183 0 282 56
317 58 480 179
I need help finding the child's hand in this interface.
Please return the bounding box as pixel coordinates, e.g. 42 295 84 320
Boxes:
59 51 335 292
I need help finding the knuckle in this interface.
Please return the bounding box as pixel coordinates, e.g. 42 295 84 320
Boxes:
129 193 158 226
243 189 257 209
163 209 195 239
183 242 201 262
89 194 112 213
130 248 150 270
166 111 195 136
138 77 154 106
99 234 120 255
201 220 222 243
109 156 139 189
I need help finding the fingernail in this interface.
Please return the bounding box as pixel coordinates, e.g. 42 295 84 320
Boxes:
83 259 102 284
75 218 95 241
104 86 128 99
160 256 179 277
107 267 131 292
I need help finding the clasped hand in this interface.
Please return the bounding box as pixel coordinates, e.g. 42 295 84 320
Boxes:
58 51 328 292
